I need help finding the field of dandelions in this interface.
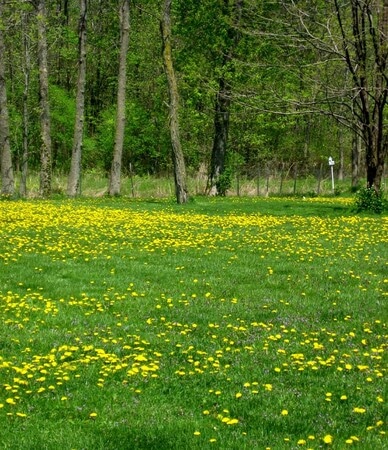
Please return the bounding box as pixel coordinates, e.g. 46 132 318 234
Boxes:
0 197 386 449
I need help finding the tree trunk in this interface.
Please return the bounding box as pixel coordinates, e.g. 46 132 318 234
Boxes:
36 0 52 197
208 79 231 195
161 0 188 204
208 0 242 196
352 130 362 188
0 3 15 196
109 0 130 196
67 0 87 197
20 10 31 198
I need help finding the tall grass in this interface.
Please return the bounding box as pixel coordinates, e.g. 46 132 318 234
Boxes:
13 170 367 198
0 196 386 449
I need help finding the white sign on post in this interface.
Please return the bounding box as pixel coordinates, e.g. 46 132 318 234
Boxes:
328 157 335 191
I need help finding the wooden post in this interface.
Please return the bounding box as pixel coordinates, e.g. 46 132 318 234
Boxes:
293 163 298 195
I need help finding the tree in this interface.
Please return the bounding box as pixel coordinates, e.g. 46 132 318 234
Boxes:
109 0 130 196
333 0 388 192
279 0 387 192
35 0 52 197
208 0 242 196
0 1 15 196
161 0 188 203
20 8 32 197
67 0 87 197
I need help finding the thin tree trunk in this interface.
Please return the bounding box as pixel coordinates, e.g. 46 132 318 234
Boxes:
67 0 87 197
352 130 361 188
20 11 31 198
338 128 344 181
108 0 130 196
161 0 188 204
36 0 52 197
208 78 230 195
0 3 15 196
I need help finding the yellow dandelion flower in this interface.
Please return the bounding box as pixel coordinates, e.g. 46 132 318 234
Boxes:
281 410 288 416
6 398 16 405
235 392 242 399
227 418 239 425
353 407 366 413
323 434 333 444
193 431 201 436
89 412 97 419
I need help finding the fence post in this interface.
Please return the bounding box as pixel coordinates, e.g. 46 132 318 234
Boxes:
317 163 323 195
279 162 284 195
266 165 270 197
293 163 298 195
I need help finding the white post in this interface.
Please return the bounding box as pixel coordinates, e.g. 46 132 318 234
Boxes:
328 157 335 192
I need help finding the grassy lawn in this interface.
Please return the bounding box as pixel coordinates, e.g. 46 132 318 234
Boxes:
0 196 386 449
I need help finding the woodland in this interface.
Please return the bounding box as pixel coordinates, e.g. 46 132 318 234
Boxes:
0 0 387 202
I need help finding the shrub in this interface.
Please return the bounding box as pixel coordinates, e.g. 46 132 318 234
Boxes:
216 167 233 196
354 187 385 214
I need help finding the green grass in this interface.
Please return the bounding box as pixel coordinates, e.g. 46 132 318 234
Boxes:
0 196 386 449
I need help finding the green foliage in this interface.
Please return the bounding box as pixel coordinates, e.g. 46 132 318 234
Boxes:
354 187 385 214
49 85 76 169
215 167 233 196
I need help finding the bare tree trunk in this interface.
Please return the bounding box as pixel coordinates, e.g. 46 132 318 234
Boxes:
67 0 87 197
20 11 31 198
208 78 231 195
109 0 130 196
338 127 344 181
0 3 15 196
36 0 52 197
161 0 188 204
352 130 362 188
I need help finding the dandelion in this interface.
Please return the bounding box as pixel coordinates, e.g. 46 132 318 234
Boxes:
281 410 288 416
89 412 97 419
323 434 333 444
297 439 306 445
6 398 16 405
193 431 201 436
227 418 239 425
353 407 366 413
235 392 242 399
